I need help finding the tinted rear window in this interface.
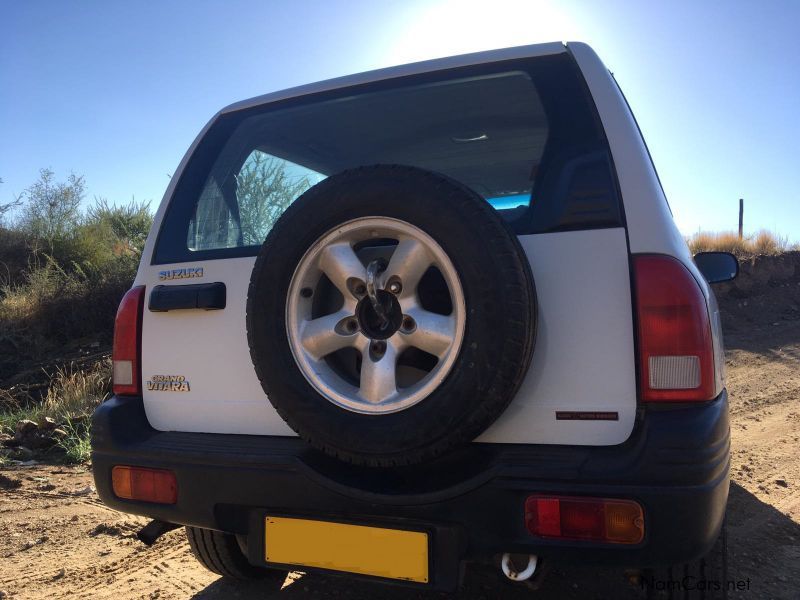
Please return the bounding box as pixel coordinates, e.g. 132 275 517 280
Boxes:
154 53 621 264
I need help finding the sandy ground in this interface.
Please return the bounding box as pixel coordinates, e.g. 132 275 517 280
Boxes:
1 321 798 599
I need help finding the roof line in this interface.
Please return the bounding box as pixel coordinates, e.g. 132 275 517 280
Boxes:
221 41 567 115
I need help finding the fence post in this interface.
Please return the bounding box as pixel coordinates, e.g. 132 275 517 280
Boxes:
738 198 744 239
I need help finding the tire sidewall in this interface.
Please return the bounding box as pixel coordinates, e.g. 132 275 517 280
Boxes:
247 166 535 464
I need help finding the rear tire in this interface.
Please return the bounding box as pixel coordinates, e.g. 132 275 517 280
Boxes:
185 526 287 584
644 519 728 599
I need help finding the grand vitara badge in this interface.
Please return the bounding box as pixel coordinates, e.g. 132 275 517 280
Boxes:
159 267 203 281
147 375 190 392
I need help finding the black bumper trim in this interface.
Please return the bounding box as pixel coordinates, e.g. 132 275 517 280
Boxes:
91 393 730 590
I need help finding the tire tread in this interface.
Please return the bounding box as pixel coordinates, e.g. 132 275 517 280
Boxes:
185 526 287 583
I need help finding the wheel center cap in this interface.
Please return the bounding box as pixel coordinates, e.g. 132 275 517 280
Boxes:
356 290 403 340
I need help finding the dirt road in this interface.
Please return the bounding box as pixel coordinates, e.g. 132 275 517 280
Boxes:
2 320 799 599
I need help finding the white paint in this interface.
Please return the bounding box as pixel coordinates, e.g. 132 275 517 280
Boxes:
140 257 294 436
476 228 636 445
141 229 636 446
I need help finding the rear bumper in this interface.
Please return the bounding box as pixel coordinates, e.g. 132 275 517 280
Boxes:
91 393 729 591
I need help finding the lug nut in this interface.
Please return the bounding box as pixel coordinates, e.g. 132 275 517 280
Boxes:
401 316 416 333
346 319 358 333
388 281 402 295
371 340 387 356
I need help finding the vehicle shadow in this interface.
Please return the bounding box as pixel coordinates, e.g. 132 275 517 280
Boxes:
725 481 800 599
190 482 800 600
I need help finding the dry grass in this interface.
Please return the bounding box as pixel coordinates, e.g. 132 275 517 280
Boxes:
687 230 797 257
0 358 110 462
38 359 111 422
0 359 110 429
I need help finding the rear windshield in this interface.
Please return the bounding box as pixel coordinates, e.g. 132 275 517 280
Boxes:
154 53 621 264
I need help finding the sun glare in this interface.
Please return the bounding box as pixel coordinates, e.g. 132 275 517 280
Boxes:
386 0 583 65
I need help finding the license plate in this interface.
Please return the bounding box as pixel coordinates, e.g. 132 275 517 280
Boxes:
264 516 429 583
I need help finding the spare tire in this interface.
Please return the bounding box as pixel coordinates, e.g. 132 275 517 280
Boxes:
246 165 536 467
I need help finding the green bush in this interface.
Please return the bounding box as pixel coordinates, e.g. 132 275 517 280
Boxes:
0 227 32 289
0 170 152 462
0 170 152 380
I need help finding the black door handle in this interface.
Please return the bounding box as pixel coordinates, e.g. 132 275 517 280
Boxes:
148 282 226 312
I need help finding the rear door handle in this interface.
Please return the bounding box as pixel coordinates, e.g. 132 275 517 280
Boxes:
148 282 226 312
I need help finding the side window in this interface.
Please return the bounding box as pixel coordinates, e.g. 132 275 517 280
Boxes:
188 150 324 251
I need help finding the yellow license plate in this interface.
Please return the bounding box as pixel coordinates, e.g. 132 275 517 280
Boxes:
264 516 429 583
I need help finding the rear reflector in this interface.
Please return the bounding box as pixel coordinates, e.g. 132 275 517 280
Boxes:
648 355 700 389
633 255 714 402
112 286 145 396
112 466 177 504
525 495 644 544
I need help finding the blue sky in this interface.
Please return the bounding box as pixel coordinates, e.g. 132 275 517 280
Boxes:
1 0 798 238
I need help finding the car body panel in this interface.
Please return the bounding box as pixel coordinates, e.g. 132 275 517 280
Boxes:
134 41 686 446
139 228 636 445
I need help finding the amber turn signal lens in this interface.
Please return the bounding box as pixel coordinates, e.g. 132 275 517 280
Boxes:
112 466 177 504
604 500 645 543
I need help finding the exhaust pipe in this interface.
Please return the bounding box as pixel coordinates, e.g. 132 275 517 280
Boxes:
137 520 180 546
501 553 538 582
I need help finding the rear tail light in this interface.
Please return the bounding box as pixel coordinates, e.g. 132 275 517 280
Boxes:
113 286 145 396
633 255 715 402
525 495 644 544
112 466 177 504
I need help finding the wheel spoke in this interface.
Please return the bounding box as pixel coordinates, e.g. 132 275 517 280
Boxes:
287 217 466 414
318 242 365 297
300 311 356 360
358 342 398 404
402 308 455 359
385 238 433 294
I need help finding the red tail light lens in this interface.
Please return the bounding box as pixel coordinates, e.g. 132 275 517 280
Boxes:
525 495 644 544
112 466 177 504
112 286 145 396
633 256 714 402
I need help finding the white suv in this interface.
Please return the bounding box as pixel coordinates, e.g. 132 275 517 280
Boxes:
92 42 738 596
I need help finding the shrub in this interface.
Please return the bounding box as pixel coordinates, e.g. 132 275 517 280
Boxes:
0 358 110 463
0 227 32 289
688 231 749 256
38 359 112 421
0 170 151 463
16 168 84 254
0 172 152 378
0 255 137 376
751 230 789 255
